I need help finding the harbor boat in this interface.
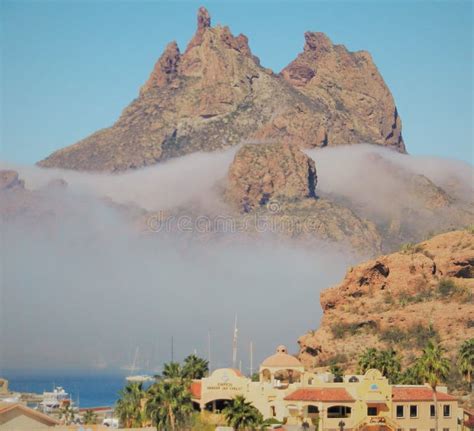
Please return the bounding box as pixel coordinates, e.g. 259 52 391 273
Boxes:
124 347 153 383
39 386 71 412
125 374 154 383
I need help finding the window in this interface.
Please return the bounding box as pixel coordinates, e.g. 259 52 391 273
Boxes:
430 405 436 417
443 405 451 417
409 428 416 431
430 429 435 431
270 406 276 417
367 407 378 416
396 405 404 418
410 405 418 418
307 405 319 414
327 406 351 418
442 428 449 431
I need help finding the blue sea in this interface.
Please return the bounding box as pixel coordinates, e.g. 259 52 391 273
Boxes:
3 370 130 408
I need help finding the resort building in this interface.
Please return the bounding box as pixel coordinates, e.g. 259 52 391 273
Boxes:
191 345 463 431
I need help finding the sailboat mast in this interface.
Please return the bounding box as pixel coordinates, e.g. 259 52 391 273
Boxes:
250 341 253 378
232 315 238 369
208 330 212 374
171 336 174 362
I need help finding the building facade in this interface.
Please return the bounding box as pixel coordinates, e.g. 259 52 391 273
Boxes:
191 345 461 431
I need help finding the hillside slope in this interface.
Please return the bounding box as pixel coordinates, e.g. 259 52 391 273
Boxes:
298 229 474 368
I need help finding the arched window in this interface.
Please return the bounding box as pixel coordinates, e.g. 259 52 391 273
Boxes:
327 405 351 418
307 405 319 414
349 376 359 383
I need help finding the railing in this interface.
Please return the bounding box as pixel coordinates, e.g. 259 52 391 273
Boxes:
353 415 400 430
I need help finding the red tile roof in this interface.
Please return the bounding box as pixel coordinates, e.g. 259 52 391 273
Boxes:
190 381 201 399
284 388 354 402
392 387 457 402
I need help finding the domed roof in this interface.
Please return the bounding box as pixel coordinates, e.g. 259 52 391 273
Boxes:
261 345 303 368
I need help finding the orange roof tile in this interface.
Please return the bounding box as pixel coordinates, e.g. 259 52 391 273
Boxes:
190 381 201 399
392 387 457 402
284 388 354 402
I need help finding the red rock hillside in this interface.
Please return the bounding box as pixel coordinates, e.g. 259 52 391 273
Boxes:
298 229 474 369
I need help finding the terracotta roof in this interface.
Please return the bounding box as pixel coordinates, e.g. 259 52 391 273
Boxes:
0 403 60 425
284 388 354 402
229 368 244 377
392 387 457 402
190 381 201 399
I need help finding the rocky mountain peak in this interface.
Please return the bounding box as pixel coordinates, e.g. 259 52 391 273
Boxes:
303 31 333 54
38 7 406 172
140 41 181 94
197 6 211 31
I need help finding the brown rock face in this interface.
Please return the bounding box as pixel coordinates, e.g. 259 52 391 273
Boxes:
226 143 317 212
224 143 381 254
298 230 474 369
0 170 24 190
38 8 405 172
281 32 404 151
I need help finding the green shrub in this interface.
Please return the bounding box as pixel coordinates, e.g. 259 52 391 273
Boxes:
438 278 457 297
330 322 360 339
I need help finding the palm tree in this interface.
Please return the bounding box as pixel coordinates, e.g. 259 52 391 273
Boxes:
58 403 75 425
115 382 145 428
399 363 423 385
417 340 451 431
82 409 98 425
162 362 183 379
358 348 401 382
358 348 379 373
377 348 401 383
223 395 263 430
145 379 193 431
182 354 209 379
457 338 474 391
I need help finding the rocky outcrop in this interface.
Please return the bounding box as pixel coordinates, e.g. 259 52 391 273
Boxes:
0 170 24 191
281 32 404 152
298 230 474 369
38 7 405 172
223 143 381 253
226 143 317 212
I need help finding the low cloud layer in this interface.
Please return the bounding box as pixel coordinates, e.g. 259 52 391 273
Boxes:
1 144 472 372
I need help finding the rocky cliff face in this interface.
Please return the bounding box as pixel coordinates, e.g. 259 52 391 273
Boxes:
38 7 405 172
224 143 382 254
281 32 404 152
298 230 474 369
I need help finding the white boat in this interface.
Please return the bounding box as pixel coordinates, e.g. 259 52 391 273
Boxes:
125 374 154 383
124 347 153 383
40 386 71 412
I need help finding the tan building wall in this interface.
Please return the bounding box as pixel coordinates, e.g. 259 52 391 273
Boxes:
393 401 458 431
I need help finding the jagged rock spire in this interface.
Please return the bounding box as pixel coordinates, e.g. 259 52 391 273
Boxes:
197 6 211 31
140 41 181 94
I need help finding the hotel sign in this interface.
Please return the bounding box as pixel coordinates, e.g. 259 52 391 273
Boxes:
207 382 244 392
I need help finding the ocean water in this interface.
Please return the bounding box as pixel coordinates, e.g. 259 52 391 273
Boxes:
3 370 129 408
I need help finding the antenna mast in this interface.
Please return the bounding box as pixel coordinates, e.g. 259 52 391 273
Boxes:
171 336 174 362
232 315 238 369
208 330 212 374
250 341 253 377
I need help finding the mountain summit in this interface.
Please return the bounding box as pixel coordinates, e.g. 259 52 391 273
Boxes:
38 7 405 172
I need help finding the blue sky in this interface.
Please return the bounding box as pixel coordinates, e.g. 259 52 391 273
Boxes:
1 0 472 164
